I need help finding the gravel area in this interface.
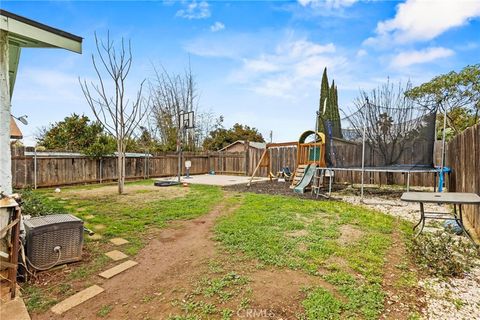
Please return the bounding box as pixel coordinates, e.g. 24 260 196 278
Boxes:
420 267 480 320
331 189 480 320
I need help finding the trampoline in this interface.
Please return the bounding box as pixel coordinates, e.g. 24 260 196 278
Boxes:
318 165 447 196
315 96 449 199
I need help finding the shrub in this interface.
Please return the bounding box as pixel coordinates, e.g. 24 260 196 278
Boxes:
18 188 60 217
408 230 479 277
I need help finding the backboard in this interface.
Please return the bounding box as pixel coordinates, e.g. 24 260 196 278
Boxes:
179 111 195 129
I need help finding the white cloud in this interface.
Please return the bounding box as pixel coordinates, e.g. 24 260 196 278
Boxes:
184 32 274 59
356 49 367 57
390 47 454 68
298 0 358 9
176 1 211 20
366 0 480 45
210 21 225 32
232 38 345 98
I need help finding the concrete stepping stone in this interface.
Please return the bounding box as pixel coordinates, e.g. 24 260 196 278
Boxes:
51 285 104 315
0 293 31 320
99 260 138 279
110 237 129 245
105 250 128 261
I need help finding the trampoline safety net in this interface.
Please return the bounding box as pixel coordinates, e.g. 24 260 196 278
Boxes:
324 103 437 170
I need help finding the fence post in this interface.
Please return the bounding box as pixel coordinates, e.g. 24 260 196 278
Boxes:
33 146 37 189
147 150 150 179
99 158 103 183
144 149 147 180
244 141 249 176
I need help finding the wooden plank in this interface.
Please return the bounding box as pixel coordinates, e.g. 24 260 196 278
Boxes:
51 285 104 315
98 260 138 279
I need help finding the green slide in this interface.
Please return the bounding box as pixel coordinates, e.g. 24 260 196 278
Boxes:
293 164 318 194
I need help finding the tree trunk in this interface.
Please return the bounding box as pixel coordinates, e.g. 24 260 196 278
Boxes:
117 142 125 195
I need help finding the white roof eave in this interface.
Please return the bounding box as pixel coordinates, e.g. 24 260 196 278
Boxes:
0 14 82 53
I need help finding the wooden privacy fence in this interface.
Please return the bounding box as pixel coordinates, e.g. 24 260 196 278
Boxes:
447 123 480 236
11 140 443 189
11 148 251 188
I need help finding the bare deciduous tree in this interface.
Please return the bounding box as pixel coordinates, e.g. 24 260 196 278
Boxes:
346 81 436 184
148 65 197 151
79 32 146 194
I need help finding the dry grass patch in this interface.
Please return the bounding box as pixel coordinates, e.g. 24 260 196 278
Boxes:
58 184 189 203
337 224 365 246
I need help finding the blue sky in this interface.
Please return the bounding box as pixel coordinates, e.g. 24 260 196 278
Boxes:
3 0 480 145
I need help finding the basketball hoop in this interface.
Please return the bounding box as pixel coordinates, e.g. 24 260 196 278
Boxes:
179 111 195 129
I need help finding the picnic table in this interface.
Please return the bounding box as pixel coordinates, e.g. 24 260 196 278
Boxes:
401 192 480 243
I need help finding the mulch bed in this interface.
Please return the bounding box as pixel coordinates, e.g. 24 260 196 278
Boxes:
224 180 405 200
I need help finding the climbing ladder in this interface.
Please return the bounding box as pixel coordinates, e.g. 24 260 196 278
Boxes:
311 167 334 198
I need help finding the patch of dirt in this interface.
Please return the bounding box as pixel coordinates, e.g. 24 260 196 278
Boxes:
380 222 426 319
58 184 189 203
92 224 106 231
337 224 365 245
247 267 345 318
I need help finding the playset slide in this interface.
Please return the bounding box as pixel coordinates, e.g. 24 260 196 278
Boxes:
293 164 318 194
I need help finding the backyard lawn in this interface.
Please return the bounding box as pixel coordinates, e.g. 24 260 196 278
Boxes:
20 180 423 319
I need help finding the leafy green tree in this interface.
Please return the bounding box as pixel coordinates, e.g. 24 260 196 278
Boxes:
39 114 101 150
406 64 480 139
38 113 116 157
203 123 264 151
83 134 116 158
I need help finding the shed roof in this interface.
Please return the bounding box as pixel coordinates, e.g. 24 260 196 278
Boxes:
220 140 266 151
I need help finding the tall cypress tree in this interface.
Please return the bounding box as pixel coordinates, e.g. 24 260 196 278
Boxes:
333 85 343 138
328 82 342 139
317 67 329 133
317 67 342 138
325 80 336 137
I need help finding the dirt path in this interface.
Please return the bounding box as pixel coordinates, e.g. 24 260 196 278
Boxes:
380 220 426 319
34 193 237 320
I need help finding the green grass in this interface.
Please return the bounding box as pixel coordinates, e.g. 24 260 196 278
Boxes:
97 304 113 317
302 287 342 320
214 193 395 319
30 180 222 246
21 180 223 313
20 181 417 318
22 285 57 312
